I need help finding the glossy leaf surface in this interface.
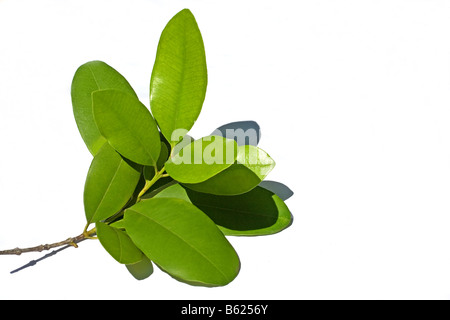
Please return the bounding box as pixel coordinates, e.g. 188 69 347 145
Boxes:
236 145 275 180
96 222 143 264
92 89 161 166
124 198 240 286
71 61 137 155
84 143 141 223
155 184 292 236
165 136 238 184
150 9 207 145
183 145 275 195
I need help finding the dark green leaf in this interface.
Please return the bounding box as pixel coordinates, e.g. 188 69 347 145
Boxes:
123 198 240 286
165 136 238 183
92 89 161 166
96 222 143 264
71 61 137 155
150 9 207 146
84 143 141 223
155 184 292 236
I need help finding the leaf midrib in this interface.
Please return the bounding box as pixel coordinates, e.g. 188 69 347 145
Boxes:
87 64 101 90
90 159 124 223
127 208 229 283
115 228 124 262
169 22 188 139
104 96 158 166
119 110 157 166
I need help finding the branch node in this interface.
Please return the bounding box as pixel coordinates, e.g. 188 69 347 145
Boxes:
68 238 78 248
38 244 50 252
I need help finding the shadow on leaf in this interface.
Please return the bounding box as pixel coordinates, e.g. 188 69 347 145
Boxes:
184 186 292 236
259 180 294 201
210 120 261 146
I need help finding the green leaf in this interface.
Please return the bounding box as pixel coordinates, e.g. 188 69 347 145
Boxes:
172 134 194 156
123 198 240 287
92 89 161 166
155 184 292 236
143 142 169 181
154 183 191 202
126 255 154 280
109 219 126 229
183 145 275 195
84 143 141 223
96 222 143 264
71 61 137 155
165 136 238 184
236 145 275 180
150 9 207 146
183 163 260 195
157 142 169 169
140 177 176 200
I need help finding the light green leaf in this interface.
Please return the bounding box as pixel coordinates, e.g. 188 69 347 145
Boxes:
84 143 141 223
236 145 275 179
71 61 137 155
150 9 207 146
92 89 161 166
155 184 292 236
126 255 154 280
154 183 191 202
123 198 240 287
172 134 194 156
165 136 238 184
109 219 126 229
183 145 275 195
139 179 176 200
96 222 143 264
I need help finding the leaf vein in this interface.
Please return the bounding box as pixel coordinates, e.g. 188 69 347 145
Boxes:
127 209 228 282
91 159 124 222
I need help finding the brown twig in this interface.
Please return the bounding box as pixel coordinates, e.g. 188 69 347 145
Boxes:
0 233 88 256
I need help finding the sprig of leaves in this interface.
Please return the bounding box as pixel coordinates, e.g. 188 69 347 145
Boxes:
1 9 293 287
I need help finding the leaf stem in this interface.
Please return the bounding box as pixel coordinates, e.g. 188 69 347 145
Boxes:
136 166 166 201
0 168 166 256
83 223 98 239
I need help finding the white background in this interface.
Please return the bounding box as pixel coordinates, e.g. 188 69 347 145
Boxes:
1 0 450 300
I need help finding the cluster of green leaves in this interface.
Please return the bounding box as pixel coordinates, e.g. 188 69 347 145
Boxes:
71 9 292 287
